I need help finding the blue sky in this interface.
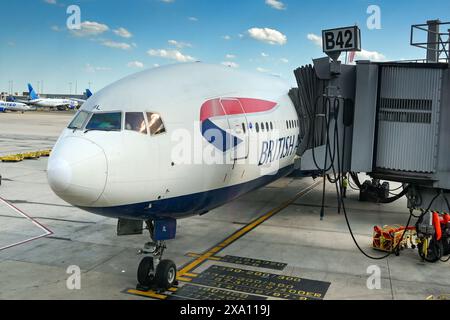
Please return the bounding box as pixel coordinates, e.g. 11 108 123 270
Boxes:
1 0 449 94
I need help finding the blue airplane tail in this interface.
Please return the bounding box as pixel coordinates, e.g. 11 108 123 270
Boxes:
28 83 39 100
86 89 93 98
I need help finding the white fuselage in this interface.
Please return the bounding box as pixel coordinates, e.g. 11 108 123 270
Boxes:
0 101 34 112
47 63 301 220
29 98 79 109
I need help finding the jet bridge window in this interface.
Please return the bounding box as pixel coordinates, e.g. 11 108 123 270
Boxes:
146 112 166 136
68 111 90 130
125 112 147 135
86 112 122 131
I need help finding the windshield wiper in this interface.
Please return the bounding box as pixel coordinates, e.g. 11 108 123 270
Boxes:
84 128 118 133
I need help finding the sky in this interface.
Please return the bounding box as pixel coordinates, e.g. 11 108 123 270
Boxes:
1 0 450 94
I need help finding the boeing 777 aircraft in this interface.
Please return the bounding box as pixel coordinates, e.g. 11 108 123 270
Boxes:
0 101 35 113
47 63 303 290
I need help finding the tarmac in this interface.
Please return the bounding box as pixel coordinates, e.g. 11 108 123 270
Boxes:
0 111 449 300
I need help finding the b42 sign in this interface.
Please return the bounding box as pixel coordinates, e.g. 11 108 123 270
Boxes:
322 26 361 53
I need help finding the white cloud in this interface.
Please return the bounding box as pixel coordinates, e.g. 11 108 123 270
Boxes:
160 0 175 2
51 25 61 32
306 33 322 46
168 40 192 48
101 40 131 50
265 0 286 10
188 17 198 22
127 61 144 68
221 61 239 68
261 52 269 57
356 49 386 62
71 21 109 37
147 49 195 62
225 54 236 59
223 35 231 40
44 0 57 5
153 64 160 68
84 64 111 73
280 58 289 63
256 67 269 73
306 33 386 62
248 27 287 45
113 27 132 38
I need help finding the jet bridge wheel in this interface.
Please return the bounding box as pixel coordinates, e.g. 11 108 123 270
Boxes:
155 260 177 290
137 257 155 287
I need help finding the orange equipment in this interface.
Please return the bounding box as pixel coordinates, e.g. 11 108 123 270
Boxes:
373 225 416 256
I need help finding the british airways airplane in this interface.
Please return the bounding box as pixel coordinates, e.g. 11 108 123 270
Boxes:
47 63 302 290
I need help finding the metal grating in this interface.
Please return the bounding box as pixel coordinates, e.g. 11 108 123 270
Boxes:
379 98 433 124
376 66 443 173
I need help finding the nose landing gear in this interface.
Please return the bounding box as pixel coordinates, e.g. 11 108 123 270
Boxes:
137 219 178 292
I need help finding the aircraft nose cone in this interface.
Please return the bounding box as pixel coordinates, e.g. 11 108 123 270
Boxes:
47 137 107 207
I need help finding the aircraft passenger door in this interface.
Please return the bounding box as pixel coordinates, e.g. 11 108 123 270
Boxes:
220 98 249 161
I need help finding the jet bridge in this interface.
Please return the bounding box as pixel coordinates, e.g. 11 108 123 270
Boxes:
292 20 450 212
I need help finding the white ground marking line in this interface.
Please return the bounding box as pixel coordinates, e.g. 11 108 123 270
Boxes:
0 196 53 251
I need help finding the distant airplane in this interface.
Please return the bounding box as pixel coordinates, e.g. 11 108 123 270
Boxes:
0 101 35 113
47 63 303 290
70 89 93 107
21 84 82 111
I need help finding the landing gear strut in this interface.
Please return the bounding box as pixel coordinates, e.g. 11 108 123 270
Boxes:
137 220 178 291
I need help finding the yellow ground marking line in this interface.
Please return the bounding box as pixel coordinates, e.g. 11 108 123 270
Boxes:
183 272 198 278
187 252 222 261
177 276 192 282
178 181 321 277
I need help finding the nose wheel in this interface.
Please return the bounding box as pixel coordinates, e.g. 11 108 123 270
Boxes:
137 221 178 291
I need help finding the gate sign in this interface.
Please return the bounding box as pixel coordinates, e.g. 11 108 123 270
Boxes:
322 26 361 54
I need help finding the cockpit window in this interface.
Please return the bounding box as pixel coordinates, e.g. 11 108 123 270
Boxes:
86 112 122 131
125 112 147 134
146 112 166 136
68 111 90 130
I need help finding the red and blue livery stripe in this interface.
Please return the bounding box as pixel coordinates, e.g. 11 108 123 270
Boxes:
200 98 277 152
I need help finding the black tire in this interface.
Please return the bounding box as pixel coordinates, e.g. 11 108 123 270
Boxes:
418 240 443 263
155 260 177 290
137 257 155 287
